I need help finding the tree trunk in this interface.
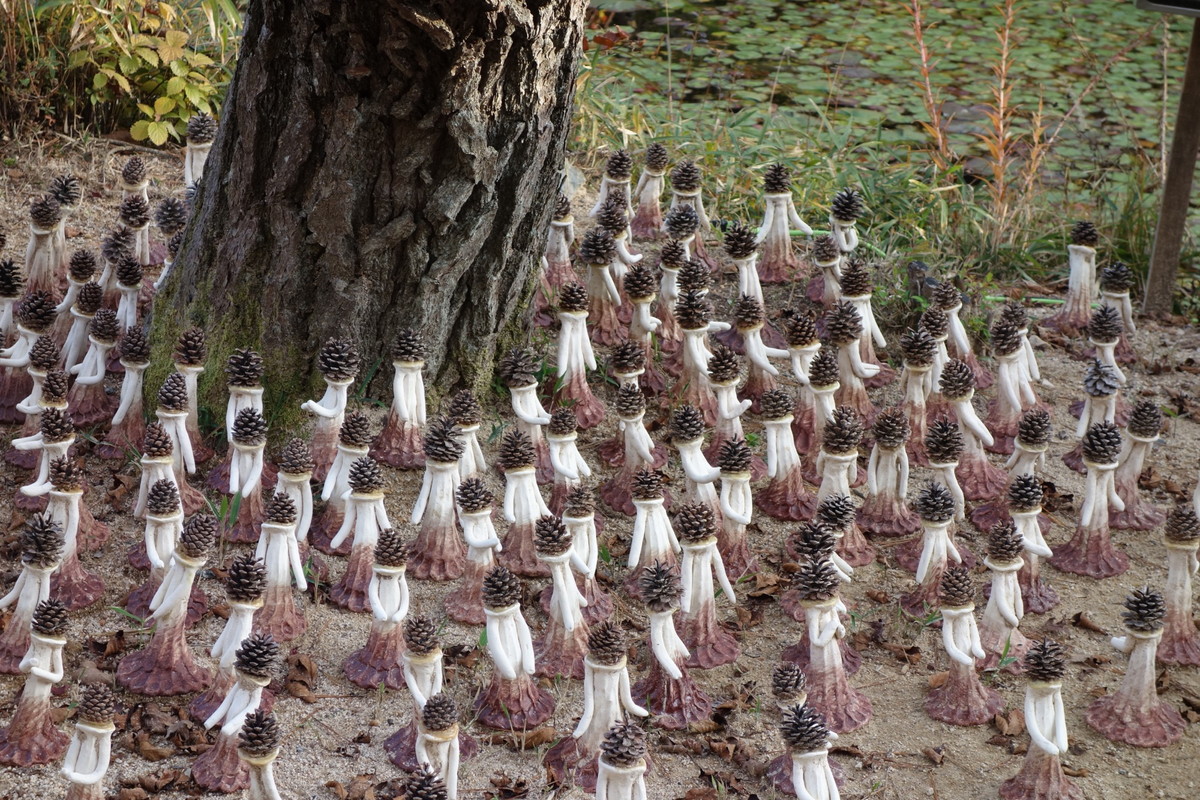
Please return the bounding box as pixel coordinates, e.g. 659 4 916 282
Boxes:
151 0 587 426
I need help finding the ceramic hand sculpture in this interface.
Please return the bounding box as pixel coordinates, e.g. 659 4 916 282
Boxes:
237 710 284 800
0 599 69 765
408 417 464 581
225 408 269 543
446 389 487 479
675 502 739 668
553 282 607 427
599 384 663 516
498 428 552 578
154 373 206 514
1051 422 1128 579
900 481 962 616
924 566 1003 726
759 388 817 521
986 318 1039 454
590 150 634 226
666 160 716 269
755 163 811 284
978 520 1029 670
345 528 410 689
61 683 117 800
1099 262 1137 363
209 348 266 492
152 197 188 289
254 494 308 641
1159 505 1200 666
1044 221 1099 336
372 328 427 468
46 457 104 610
533 515 589 679
329 456 393 612
631 143 668 239
23 197 61 295
780 704 841 800
595 721 649 800
273 439 315 560
580 228 624 347
498 348 553 483
184 112 217 187
191 553 265 722
0 515 63 674
546 408 590 514
446 477 500 625
311 410 373 554
1109 400 1166 531
301 337 360 479
98 325 151 460
939 359 1006 501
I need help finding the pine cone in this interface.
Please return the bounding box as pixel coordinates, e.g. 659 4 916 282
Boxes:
77 282 104 314
43 369 68 404
991 320 1022 357
610 340 646 375
68 250 98 282
230 408 267 447
587 621 627 666
659 239 688 270
998 300 1028 330
824 301 863 344
1016 409 1051 449
772 663 807 702
0 260 23 298
925 418 963 463
119 195 150 229
674 288 711 331
496 428 535 472
101 228 135 264
121 156 147 185
29 335 60 371
623 264 657 302
579 228 617 265
987 520 1024 564
723 221 757 259
839 257 871 297
793 557 839 602
157 372 188 412
143 423 173 458
1126 400 1162 440
763 163 791 194
421 693 459 732
31 599 67 636
1088 305 1123 343
734 294 764 330
187 112 217 143
718 438 753 473
789 522 836 563
406 765 448 800
17 291 58 332
558 281 588 313
447 390 482 427
1081 421 1122 465
760 388 793 421
596 195 628 235
49 457 82 492
498 348 536 388
631 468 663 501
1166 504 1200 543
1100 262 1134 293
606 149 633 180
22 515 63 568
88 309 119 343
455 478 493 514
404 616 440 656
830 188 863 222
645 143 669 172
167 230 184 260
424 416 464 463
780 704 829 752
938 359 974 399
79 682 116 724
179 514 217 559
264 493 297 525
1007 474 1043 512
40 407 74 443
226 554 266 603
318 338 361 382
670 160 701 192
1122 586 1165 632
553 193 572 221
705 343 734 383
119 325 151 364
49 174 82 208
815 494 856 532
913 481 955 523
114 255 143 288
235 633 280 679
808 347 839 388
238 709 280 757
226 348 264 387
639 560 680 612
671 405 705 443
939 565 974 608
614 383 645 419
534 515 572 556
678 258 709 295
155 198 188 235
919 307 949 339
564 485 595 518
147 479 181 517
347 456 384 493
277 438 314 475
932 280 963 312
811 234 840 264
338 410 373 449
30 195 62 229
822 407 863 455
375 529 410 568
673 502 716 544
1070 220 1098 247
482 565 521 609
601 719 647 767
548 407 578 437
1024 639 1067 683
663 204 699 239
781 308 818 348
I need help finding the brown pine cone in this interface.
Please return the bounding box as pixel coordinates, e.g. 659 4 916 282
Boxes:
421 693 459 732
564 486 595 518
872 407 909 449
179 514 217 559
925 418 963 463
1100 262 1134 293
1126 400 1162 440
424 416 464 463
482 565 522 610
43 369 68 404
338 410 373 449
264 493 297 526
29 336 60 371
998 300 1028 330
89 309 120 343
811 234 840 264
79 682 116 724
49 457 82 492
623 264 657 302
587 621 627 666
763 163 791 194
919 307 949 339
17 290 58 332
808 347 839 388
674 288 711 331
186 112 218 143
121 156 147 185
708 344 741 385
40 407 74 443
913 481 955 523
235 633 280 680
76 282 103 314
318 338 361 382
823 301 862 345
155 198 188 235
939 565 974 608
406 765 448 800
601 719 647 767
723 221 757 260
669 160 701 192
226 554 266 604
119 325 152 364
157 372 188 412
1087 305 1123 343
226 348 264 387
781 308 818 348
772 662 807 702
30 195 62 229
455 477 493 514
49 174 83 208
534 515 572 557
1070 221 1098 247
596 195 628 235
781 704 829 752
1007 474 1043 512
0 260 24 298
663 204 699 239
114 255 143 288
238 709 280 757
496 428 535 472
447 390 482 427
839 257 871 297
718 438 753 473
734 294 764 330
68 250 98 283
760 388 793 421
660 239 688 270
614 383 645 420
1024 639 1067 683
986 520 1024 564
678 258 709 295
580 228 617 265
645 143 669 172
1166 505 1200 543
931 280 963 312
347 456 384 493
143 423 173 458
789 521 836 563
497 348 536 388
673 502 716 544
606 149 634 180
816 494 856 533
991 320 1022 357
793 557 839 602
375 529 410 569
558 282 588 313
119 195 150 229
231 408 268 446
822 407 863 455
22 515 63 568
31 599 68 636
277 438 314 475
101 228 135 264
631 468 663 501
404 616 440 655
553 194 572 221
1081 421 1121 465
610 340 646 375
1121 586 1165 632
548 407 579 437
639 561 681 612
671 405 705 443
1016 409 1051 449
938 359 974 399
830 188 863 223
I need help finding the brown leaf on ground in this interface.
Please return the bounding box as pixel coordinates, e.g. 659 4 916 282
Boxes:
118 789 149 800
444 643 481 670
921 745 945 765
928 670 949 688
746 571 782 598
488 774 530 800
345 774 376 800
866 589 891 604
993 708 1025 736
698 767 747 795
733 603 764 630
107 473 139 509
1070 611 1106 634
882 642 921 664
483 726 559 750
286 653 319 703
676 788 718 800
326 781 348 800
131 731 174 761
1062 765 1088 778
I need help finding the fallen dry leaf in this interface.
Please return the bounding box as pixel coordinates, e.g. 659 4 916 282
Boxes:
286 653 319 703
921 745 945 765
117 789 149 800
1070 611 1107 635
928 670 949 688
131 731 173 761
487 774 530 800
882 642 922 664
1062 765 1088 778
993 709 1025 737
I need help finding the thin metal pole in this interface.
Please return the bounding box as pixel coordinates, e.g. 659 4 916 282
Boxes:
1144 18 1200 315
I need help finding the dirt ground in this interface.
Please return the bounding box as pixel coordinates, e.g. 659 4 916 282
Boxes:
0 137 1197 800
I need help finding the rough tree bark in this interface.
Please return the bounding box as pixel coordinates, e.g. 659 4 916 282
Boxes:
151 0 587 424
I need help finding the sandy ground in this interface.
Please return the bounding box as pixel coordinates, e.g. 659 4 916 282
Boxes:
0 137 1197 800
